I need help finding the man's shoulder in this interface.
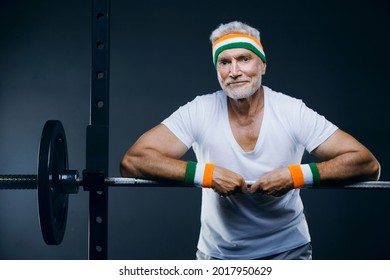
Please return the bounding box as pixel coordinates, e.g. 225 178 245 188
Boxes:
193 90 224 102
264 86 299 101
187 90 225 109
264 86 303 109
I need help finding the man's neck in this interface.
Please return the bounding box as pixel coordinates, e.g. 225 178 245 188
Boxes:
227 86 264 121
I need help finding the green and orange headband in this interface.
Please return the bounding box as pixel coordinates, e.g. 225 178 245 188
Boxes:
212 33 266 67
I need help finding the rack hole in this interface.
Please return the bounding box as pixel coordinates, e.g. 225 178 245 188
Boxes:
96 13 105 21
96 71 104 79
96 245 103 252
96 216 103 224
96 42 104 50
96 100 104 108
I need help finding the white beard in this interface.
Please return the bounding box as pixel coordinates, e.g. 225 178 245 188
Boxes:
218 67 263 100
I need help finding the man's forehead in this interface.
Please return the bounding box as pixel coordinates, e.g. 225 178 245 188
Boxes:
218 48 256 59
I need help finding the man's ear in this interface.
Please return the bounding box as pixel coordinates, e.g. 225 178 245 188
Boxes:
262 62 267 75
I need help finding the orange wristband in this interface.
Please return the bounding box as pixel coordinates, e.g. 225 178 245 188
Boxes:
202 163 215 188
288 164 305 188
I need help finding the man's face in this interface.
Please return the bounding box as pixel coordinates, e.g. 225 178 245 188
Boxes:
216 48 266 99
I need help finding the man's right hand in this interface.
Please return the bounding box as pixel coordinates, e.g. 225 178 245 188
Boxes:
211 166 247 196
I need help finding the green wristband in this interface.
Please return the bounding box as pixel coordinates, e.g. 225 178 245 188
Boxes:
308 163 321 186
184 161 197 186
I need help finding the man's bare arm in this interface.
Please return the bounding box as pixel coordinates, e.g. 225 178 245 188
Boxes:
120 124 189 182
312 129 380 182
250 129 381 195
120 124 247 194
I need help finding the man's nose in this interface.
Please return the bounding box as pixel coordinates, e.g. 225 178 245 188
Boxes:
229 60 241 78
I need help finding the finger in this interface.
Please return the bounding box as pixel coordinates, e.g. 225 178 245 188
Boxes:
240 180 248 193
249 182 257 193
249 181 262 193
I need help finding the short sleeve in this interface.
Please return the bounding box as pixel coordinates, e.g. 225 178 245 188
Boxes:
161 95 208 149
291 100 338 153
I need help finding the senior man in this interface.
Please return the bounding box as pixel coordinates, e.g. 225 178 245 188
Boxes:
120 21 380 260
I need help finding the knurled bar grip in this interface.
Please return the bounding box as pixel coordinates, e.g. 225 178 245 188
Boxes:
0 175 38 190
1 175 389 190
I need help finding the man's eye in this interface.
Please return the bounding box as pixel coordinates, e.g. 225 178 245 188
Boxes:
218 60 230 66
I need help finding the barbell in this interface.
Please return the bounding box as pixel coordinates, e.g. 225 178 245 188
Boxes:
0 120 389 246
0 120 184 245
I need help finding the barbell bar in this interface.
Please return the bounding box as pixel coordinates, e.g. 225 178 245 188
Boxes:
2 175 390 190
0 174 191 190
0 120 389 246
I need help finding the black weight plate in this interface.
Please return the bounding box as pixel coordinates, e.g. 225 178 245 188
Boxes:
37 120 69 245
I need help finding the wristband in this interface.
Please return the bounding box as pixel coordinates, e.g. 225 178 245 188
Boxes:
288 163 320 189
184 161 215 188
202 163 215 188
308 163 321 186
184 161 197 186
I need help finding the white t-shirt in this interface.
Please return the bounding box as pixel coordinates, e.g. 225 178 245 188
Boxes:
162 86 338 259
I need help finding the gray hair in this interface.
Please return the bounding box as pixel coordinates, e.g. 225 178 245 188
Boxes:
209 21 261 44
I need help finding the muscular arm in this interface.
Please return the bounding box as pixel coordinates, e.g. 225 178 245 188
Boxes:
120 124 247 193
312 129 380 182
120 124 189 182
251 129 381 195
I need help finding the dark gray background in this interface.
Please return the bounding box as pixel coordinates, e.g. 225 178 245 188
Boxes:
0 0 389 259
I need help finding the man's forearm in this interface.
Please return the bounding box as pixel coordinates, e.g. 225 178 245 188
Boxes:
316 151 380 183
120 150 188 182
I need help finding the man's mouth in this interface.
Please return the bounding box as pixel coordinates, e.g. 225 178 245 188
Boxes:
227 80 249 86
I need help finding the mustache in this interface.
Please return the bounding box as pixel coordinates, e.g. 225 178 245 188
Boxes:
225 79 251 86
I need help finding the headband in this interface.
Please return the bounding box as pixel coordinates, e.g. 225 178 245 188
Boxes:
212 33 266 67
